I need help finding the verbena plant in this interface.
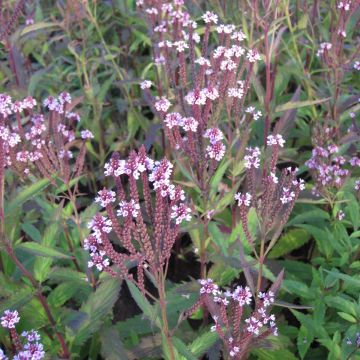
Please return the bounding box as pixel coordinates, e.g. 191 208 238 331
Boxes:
0 0 359 359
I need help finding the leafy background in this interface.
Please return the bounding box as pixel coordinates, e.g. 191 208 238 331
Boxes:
0 0 359 359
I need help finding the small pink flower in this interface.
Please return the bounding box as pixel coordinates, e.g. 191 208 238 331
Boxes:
182 117 198 132
267 134 285 147
1 310 20 329
140 80 152 89
206 141 225 161
171 203 191 224
235 192 252 207
258 291 275 307
202 11 218 24
232 286 252 306
81 129 94 140
95 189 116 207
117 200 140 218
154 97 171 113
164 112 183 129
88 251 110 271
280 187 295 204
203 128 224 144
199 279 220 295
244 147 261 169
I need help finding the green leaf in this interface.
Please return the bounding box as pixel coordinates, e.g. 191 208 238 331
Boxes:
16 242 73 259
208 222 228 256
268 229 311 259
295 224 332 258
323 269 360 288
126 281 159 326
325 296 357 316
19 21 60 36
21 223 42 242
337 312 357 323
0 287 34 313
209 159 230 197
5 179 51 216
34 221 60 282
72 278 121 347
282 280 311 299
275 98 330 113
297 325 313 359
252 349 299 360
172 337 197 360
189 331 218 357
47 282 81 308
100 327 129 360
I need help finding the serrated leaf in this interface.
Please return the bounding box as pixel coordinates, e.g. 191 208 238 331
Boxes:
189 331 218 357
100 326 129 360
0 287 33 313
72 278 121 347
268 229 311 259
323 269 360 288
172 337 197 360
47 282 81 308
5 179 51 216
126 281 159 327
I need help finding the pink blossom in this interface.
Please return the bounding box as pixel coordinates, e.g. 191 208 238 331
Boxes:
203 128 224 144
234 192 252 207
199 278 220 295
81 130 94 140
1 310 20 329
164 112 183 129
95 189 116 207
154 97 171 113
140 80 152 89
171 203 191 224
182 117 198 132
258 291 275 307
117 200 140 218
267 134 285 147
88 250 110 271
202 11 218 24
206 141 226 161
244 147 261 169
232 286 252 306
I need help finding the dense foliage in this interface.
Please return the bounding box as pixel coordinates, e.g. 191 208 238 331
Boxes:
0 0 359 359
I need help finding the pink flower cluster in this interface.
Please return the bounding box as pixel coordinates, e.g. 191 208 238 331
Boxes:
1 310 45 360
0 93 92 183
236 137 305 250
305 144 354 194
84 146 191 282
192 280 278 358
138 1 262 178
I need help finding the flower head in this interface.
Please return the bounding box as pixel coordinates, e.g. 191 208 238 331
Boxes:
95 189 116 208
117 200 141 218
1 310 20 329
171 203 191 224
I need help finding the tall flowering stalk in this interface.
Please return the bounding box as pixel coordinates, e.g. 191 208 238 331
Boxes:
235 135 304 292
186 279 280 360
138 0 262 279
0 92 92 359
315 0 359 133
83 146 191 359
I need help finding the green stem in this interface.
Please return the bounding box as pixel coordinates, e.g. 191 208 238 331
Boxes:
158 273 175 360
